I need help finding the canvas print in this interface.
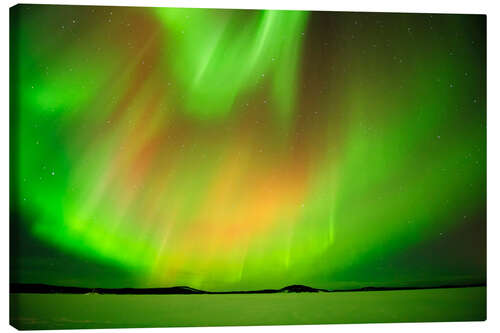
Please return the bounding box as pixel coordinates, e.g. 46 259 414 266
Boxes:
10 4 486 330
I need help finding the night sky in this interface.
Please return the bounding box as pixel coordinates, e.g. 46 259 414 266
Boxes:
10 5 486 291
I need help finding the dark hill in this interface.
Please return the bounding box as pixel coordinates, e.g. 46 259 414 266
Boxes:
280 285 327 293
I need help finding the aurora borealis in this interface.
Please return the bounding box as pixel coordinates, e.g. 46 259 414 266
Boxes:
10 5 486 292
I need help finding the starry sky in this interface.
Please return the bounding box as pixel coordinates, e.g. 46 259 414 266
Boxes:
10 4 486 291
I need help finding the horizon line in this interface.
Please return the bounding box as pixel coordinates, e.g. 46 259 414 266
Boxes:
10 282 486 295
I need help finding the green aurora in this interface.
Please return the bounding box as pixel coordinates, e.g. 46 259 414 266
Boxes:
10 5 486 291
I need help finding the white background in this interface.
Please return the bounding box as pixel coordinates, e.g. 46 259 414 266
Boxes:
1 0 498 332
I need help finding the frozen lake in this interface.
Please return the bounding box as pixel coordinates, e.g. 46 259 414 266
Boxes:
10 287 486 330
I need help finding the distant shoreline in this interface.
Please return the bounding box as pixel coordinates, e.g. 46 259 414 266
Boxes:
10 283 486 295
